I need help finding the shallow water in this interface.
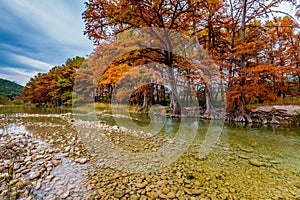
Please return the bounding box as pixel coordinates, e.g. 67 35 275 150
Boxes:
0 107 299 199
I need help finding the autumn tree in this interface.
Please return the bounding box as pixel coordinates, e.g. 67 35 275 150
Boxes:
21 56 85 106
83 0 208 116
83 0 300 118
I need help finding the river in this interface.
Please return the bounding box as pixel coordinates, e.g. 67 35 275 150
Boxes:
0 106 299 199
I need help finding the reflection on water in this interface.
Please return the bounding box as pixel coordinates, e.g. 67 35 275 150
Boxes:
0 105 71 115
0 107 299 199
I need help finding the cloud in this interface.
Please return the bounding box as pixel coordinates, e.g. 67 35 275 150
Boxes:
1 0 91 48
0 67 40 86
0 0 93 85
10 54 52 72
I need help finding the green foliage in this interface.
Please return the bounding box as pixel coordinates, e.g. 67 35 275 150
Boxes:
0 95 11 105
12 98 24 105
292 112 300 125
0 79 23 100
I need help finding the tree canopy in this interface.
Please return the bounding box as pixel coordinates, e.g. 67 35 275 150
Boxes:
82 0 300 117
20 56 85 107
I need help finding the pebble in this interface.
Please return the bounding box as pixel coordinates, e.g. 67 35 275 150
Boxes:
136 181 148 189
114 190 125 198
29 171 40 180
162 187 169 194
45 175 55 182
270 168 280 175
78 158 88 164
60 190 70 198
249 159 267 167
238 154 249 159
35 181 42 190
130 195 139 200
192 189 202 195
1 114 300 200
52 160 61 167
167 191 176 198
64 146 71 152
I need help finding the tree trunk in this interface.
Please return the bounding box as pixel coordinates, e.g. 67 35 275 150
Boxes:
193 20 215 114
238 0 247 114
241 0 247 70
168 66 182 116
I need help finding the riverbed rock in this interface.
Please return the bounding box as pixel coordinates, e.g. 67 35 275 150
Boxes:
239 154 249 159
192 189 202 195
167 191 176 198
114 190 125 198
60 190 70 198
249 159 267 167
29 171 41 180
136 181 148 189
270 168 280 175
76 158 88 164
45 175 55 182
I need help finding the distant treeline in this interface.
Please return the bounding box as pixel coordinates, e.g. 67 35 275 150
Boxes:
0 78 23 104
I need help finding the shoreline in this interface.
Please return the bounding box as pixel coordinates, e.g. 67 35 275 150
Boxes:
1 104 300 125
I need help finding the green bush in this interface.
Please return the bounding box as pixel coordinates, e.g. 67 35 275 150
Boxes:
292 112 300 125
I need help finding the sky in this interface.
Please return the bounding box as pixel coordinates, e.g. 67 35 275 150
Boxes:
0 1 298 86
0 0 94 86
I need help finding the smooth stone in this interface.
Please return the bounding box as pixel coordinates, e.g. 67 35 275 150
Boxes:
14 163 20 170
136 181 148 189
114 190 125 198
162 187 169 194
60 190 70 198
194 181 203 187
184 188 192 195
122 177 129 185
240 147 253 153
238 154 249 159
24 157 31 162
167 191 176 198
64 146 71 152
229 188 236 193
158 191 168 199
62 153 69 157
130 195 138 200
45 175 55 182
76 158 88 164
80 158 88 164
15 178 27 188
29 171 40 180
35 181 42 190
249 159 267 167
52 160 61 167
270 168 280 175
191 189 201 195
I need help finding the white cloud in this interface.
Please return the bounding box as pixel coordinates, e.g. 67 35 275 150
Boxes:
9 53 52 72
0 67 40 86
2 0 92 48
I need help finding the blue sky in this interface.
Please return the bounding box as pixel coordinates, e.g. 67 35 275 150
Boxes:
0 0 94 86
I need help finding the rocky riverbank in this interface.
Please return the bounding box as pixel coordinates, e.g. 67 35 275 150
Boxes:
126 104 300 125
0 113 299 199
0 115 91 199
225 105 300 124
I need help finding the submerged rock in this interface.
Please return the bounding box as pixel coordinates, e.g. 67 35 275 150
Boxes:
29 171 41 180
249 159 267 167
